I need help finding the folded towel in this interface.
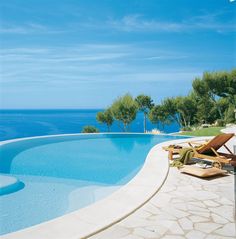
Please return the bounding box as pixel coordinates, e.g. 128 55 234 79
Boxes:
178 148 194 165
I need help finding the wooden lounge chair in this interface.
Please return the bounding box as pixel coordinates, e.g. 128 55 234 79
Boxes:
162 145 183 160
188 133 235 168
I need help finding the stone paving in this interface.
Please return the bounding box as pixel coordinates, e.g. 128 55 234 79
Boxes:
89 167 235 239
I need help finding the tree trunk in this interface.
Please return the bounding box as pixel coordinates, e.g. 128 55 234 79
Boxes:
182 115 187 128
212 96 223 120
144 112 147 133
123 123 127 132
173 114 181 127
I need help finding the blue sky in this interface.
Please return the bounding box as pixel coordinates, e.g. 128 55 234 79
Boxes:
0 0 235 109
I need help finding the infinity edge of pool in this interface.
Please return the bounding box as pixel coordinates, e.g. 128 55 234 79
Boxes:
1 133 189 239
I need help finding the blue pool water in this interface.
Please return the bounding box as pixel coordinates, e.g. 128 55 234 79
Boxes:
0 134 185 235
0 109 180 141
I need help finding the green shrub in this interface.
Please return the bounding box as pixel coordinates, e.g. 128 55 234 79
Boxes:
82 125 99 133
216 119 225 127
181 126 192 131
224 106 236 124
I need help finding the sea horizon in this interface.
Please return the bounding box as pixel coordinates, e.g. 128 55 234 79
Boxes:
0 108 105 111
0 109 180 141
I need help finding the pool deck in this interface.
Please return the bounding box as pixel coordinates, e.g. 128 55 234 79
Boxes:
89 137 236 239
90 168 235 239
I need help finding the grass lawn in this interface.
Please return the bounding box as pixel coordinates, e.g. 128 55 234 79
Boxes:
179 127 224 136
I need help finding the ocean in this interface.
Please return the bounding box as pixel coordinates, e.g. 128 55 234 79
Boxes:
0 109 179 141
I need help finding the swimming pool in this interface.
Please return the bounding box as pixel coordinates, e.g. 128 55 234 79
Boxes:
0 133 185 235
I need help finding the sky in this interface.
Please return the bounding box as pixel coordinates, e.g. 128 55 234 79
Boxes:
0 0 235 109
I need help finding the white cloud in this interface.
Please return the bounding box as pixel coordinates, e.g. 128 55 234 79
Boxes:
107 12 236 33
0 44 198 88
1 9 234 36
0 23 65 34
108 15 184 32
145 55 188 60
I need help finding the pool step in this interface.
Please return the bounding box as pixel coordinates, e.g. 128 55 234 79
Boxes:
0 174 24 195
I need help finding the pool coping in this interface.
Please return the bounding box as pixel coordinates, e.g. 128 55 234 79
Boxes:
1 133 192 239
0 132 189 146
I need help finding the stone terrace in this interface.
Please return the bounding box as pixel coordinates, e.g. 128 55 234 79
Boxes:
89 167 235 239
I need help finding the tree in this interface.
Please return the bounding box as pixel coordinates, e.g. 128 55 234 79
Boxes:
148 105 160 127
225 69 236 105
193 70 236 120
175 95 197 128
224 105 236 124
148 105 170 129
161 98 181 126
110 94 138 132
135 94 154 132
203 71 228 119
195 97 218 124
96 108 114 132
82 125 99 133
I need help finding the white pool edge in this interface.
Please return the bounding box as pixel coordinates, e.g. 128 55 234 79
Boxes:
0 132 189 146
1 134 193 239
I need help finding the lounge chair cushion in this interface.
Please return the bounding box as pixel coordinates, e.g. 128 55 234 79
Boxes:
179 165 227 178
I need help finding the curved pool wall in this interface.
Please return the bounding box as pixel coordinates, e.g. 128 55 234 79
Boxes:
0 133 187 236
0 175 24 195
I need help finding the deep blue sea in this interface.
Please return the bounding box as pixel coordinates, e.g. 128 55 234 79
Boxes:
0 109 179 141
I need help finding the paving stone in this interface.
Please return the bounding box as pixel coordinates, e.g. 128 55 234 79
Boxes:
214 223 236 237
217 197 234 205
188 210 210 218
171 191 193 200
191 191 219 201
178 217 193 230
147 219 185 235
208 205 234 222
203 200 220 207
189 215 209 223
161 235 185 239
211 213 229 224
177 185 196 192
194 222 222 233
205 234 236 239
203 186 219 192
151 194 172 207
186 230 206 239
166 221 184 235
173 202 188 211
148 212 176 221
133 227 160 238
187 204 209 212
145 225 168 236
119 218 156 228
162 207 190 219
171 199 185 204
189 201 207 208
121 235 143 239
